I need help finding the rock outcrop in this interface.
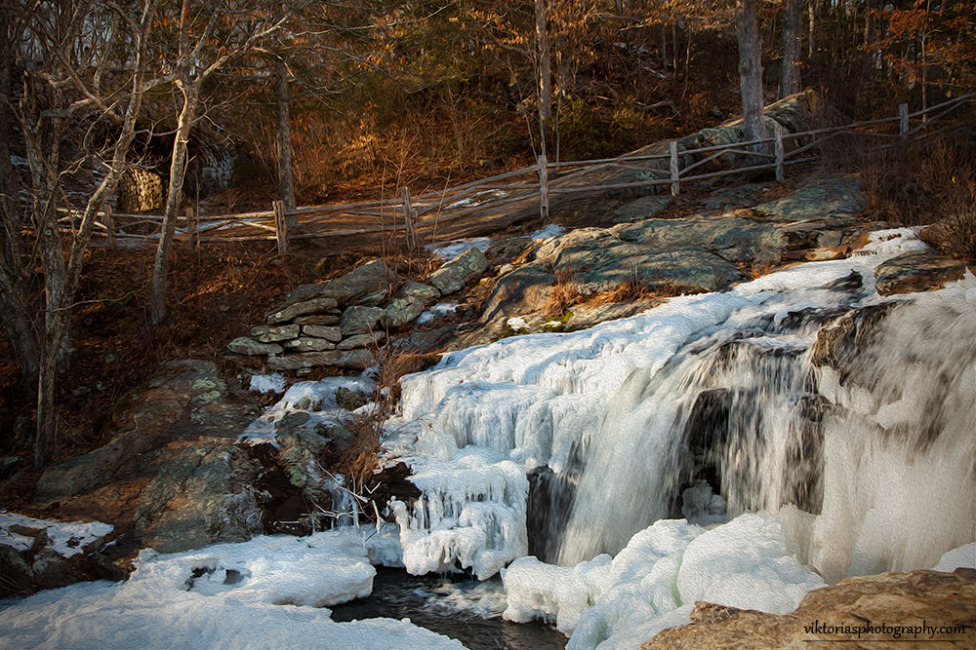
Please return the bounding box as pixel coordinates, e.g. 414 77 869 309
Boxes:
34 360 263 555
642 569 976 649
874 250 969 296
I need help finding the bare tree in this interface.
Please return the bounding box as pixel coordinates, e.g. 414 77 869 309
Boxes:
736 0 767 144
0 0 158 466
149 0 284 324
779 0 804 98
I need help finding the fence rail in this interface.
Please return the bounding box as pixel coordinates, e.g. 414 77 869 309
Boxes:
54 93 973 250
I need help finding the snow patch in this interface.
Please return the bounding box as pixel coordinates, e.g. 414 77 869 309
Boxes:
249 373 287 394
0 528 464 650
428 237 492 262
0 512 113 559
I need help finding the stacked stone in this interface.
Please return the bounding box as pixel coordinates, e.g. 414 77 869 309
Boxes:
226 248 489 372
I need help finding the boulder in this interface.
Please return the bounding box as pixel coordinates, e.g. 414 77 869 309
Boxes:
267 297 339 326
298 259 400 305
642 569 976 649
382 296 427 329
227 337 283 356
135 442 264 553
753 175 865 222
34 360 262 556
613 195 674 223
250 324 300 343
398 280 441 304
340 305 385 336
429 247 490 295
874 250 968 296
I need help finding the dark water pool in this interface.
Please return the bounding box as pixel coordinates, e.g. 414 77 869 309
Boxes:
329 567 567 649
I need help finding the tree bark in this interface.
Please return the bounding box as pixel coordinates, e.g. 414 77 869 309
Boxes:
275 56 297 222
779 0 803 98
151 83 199 325
737 0 768 146
534 0 552 159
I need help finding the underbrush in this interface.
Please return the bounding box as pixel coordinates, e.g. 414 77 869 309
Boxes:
857 135 976 262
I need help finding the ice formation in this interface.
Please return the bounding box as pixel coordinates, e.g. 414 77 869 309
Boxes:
504 514 825 649
0 528 464 650
385 228 975 584
248 373 287 394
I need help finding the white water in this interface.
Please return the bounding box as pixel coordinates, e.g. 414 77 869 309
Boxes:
386 228 976 583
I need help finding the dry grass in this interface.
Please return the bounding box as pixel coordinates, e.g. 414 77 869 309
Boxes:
921 207 976 262
858 139 975 227
545 267 584 317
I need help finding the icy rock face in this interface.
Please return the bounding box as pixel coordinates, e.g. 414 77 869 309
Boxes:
391 450 528 580
503 514 825 650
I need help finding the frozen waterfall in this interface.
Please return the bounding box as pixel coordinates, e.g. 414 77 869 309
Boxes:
385 227 976 583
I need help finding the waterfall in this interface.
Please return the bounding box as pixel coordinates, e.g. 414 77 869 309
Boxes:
387 228 975 582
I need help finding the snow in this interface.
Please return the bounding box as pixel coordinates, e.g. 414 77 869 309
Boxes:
0 528 465 650
428 237 492 261
249 373 287 394
240 375 373 445
932 543 976 572
416 302 459 326
0 512 113 558
503 514 824 650
530 224 567 240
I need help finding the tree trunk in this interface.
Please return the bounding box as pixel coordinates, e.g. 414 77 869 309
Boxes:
535 0 552 159
737 0 768 146
275 56 297 223
779 0 803 98
151 83 199 325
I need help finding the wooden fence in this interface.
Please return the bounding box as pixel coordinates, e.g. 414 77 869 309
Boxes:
58 93 973 251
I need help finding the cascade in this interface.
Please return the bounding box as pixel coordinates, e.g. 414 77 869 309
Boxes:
387 228 976 582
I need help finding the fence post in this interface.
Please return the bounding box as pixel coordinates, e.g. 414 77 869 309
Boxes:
186 206 198 251
669 141 680 197
103 204 116 251
774 130 785 182
401 186 417 252
538 154 550 221
273 200 289 254
899 103 909 144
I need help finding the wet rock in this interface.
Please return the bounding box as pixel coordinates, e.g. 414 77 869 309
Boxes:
284 337 336 352
340 306 385 336
874 250 968 296
429 247 489 295
250 324 300 343
809 303 898 379
267 297 339 325
266 349 374 371
642 569 976 649
227 338 283 356
382 296 427 329
302 324 342 341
